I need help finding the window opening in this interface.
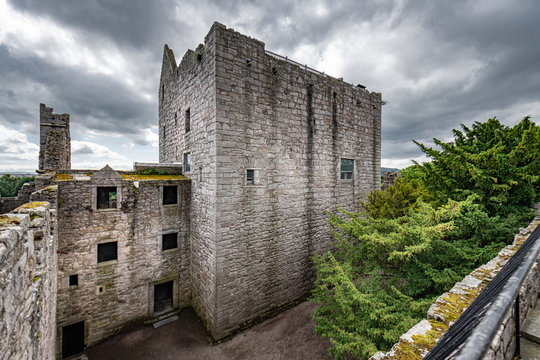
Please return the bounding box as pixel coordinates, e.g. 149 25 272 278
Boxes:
163 185 178 205
183 153 191 172
97 187 117 209
97 242 117 263
185 108 191 133
162 232 178 250
69 274 78 286
246 169 255 185
340 158 354 180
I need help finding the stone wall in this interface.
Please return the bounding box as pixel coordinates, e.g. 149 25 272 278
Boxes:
160 22 382 339
0 181 36 214
0 201 57 360
159 26 218 333
382 171 401 190
55 171 191 351
371 206 540 360
39 103 70 171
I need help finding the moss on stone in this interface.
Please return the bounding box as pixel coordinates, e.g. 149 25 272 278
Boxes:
43 185 57 192
16 201 48 210
0 215 20 227
122 174 189 181
55 173 74 181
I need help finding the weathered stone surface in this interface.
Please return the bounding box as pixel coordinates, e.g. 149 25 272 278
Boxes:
0 202 57 360
55 174 191 351
39 103 70 171
159 21 382 339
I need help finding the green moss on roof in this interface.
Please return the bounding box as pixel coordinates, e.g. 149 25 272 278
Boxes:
16 201 48 209
122 174 188 181
55 173 74 181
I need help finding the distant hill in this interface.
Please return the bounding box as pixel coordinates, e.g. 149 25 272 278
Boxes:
381 167 399 176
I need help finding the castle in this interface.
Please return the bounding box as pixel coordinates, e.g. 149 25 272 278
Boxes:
0 22 381 359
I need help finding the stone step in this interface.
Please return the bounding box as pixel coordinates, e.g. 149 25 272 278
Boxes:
523 306 540 345
153 315 179 329
521 338 540 360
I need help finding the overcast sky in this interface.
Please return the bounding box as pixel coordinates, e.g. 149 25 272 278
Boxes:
1 0 539 172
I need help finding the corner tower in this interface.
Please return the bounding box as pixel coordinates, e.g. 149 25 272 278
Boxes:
39 103 71 171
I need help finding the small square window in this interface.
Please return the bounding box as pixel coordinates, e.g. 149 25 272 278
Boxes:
340 159 354 180
163 186 178 205
97 187 117 209
246 169 255 185
185 108 191 133
162 232 178 251
69 274 78 286
97 242 117 263
183 153 191 172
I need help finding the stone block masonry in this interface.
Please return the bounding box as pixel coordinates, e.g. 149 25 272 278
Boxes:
39 103 70 171
54 168 191 352
0 201 57 360
159 22 382 339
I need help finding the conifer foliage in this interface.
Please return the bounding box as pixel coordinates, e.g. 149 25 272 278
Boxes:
0 174 35 197
312 117 539 359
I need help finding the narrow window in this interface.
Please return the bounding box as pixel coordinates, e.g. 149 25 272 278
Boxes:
69 274 78 286
161 84 165 99
163 185 178 205
183 153 191 172
97 242 117 263
340 159 354 180
97 187 117 209
163 125 166 140
246 169 255 185
185 108 191 133
162 232 178 250
175 112 177 125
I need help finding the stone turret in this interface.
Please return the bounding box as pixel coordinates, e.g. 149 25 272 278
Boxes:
39 103 71 171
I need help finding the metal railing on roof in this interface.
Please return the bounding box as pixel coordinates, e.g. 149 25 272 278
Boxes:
424 223 540 359
264 50 334 79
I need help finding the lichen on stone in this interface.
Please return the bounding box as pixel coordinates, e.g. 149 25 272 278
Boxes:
16 201 48 210
121 174 188 181
0 215 21 227
55 173 74 181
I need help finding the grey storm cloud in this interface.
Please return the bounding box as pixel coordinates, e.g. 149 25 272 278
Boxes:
2 0 540 166
0 44 155 144
72 144 95 156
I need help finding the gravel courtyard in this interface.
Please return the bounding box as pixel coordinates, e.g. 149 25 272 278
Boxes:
86 301 332 360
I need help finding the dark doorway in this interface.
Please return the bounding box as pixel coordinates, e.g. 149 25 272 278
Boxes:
62 321 85 358
154 281 174 314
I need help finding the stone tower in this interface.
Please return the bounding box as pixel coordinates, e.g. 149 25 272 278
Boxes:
159 22 381 339
39 103 71 171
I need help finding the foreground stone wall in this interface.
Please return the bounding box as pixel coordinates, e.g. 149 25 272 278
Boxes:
55 171 191 351
0 201 57 360
371 206 540 359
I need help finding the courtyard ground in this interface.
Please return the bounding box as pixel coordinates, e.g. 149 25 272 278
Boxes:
86 301 333 360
